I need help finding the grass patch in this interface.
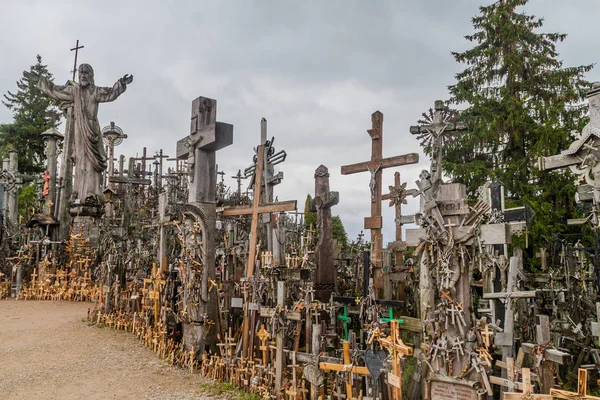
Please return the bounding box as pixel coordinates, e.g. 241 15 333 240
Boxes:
198 382 260 400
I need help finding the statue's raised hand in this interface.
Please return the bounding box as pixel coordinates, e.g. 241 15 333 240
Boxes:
120 74 133 86
23 71 40 85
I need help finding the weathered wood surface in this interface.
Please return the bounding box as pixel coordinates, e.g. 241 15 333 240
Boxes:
340 153 419 175
222 200 297 216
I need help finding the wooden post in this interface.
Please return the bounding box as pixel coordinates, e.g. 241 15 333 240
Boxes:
275 280 286 398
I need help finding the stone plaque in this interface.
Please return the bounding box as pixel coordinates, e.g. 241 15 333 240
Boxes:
231 298 243 308
431 381 478 400
248 303 259 311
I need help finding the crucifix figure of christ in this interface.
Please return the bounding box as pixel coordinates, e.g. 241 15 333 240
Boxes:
222 143 297 359
409 100 467 188
341 111 419 299
29 64 133 203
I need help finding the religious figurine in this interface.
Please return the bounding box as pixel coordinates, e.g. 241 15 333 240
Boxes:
27 64 133 203
366 163 381 201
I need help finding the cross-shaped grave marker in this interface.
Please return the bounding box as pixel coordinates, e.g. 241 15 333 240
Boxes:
341 111 419 299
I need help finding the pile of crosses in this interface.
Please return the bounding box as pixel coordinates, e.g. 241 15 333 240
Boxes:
5 54 600 399
18 231 99 302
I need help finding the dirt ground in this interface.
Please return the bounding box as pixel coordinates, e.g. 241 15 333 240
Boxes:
0 300 227 400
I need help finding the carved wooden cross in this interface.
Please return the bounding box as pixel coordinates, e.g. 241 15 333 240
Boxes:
341 111 419 299
382 171 418 266
143 263 166 327
378 319 413 400
256 324 271 366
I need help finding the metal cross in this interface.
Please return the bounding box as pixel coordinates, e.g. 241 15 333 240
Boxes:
70 40 84 81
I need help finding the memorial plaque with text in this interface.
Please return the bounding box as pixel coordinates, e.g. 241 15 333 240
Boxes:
431 381 478 400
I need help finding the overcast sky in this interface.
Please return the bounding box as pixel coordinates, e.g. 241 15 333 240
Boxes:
0 0 598 243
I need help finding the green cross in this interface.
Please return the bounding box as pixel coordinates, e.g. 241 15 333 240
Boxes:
380 307 403 324
337 305 351 341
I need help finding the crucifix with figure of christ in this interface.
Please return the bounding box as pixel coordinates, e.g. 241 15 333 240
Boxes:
341 111 419 299
222 143 297 359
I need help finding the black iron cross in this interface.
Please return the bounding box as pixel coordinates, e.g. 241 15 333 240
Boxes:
70 40 84 81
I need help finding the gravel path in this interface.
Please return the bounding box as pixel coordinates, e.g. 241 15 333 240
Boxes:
0 300 225 400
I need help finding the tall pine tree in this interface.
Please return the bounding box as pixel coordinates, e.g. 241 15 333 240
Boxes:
1 55 61 174
445 0 593 243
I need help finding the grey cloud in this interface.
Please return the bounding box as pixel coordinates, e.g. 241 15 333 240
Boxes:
0 0 598 242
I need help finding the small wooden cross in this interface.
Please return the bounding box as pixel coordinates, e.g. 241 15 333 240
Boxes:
256 324 271 366
550 368 600 400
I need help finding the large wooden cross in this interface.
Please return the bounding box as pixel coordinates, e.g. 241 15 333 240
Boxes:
341 111 419 299
223 146 296 362
223 144 297 278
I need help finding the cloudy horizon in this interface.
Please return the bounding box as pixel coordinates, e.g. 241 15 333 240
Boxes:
1 0 598 243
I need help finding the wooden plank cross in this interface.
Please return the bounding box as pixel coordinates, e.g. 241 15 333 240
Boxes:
378 319 413 400
320 340 370 400
223 144 297 278
502 367 551 400
341 111 419 299
550 369 600 400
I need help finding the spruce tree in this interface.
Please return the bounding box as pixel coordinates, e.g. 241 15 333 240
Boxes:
1 55 61 174
445 0 593 243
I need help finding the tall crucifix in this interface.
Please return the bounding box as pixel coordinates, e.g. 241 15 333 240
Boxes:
341 111 419 299
222 142 297 358
409 100 467 187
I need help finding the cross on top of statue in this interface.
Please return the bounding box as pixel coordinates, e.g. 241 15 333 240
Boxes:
410 100 467 186
176 96 233 203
